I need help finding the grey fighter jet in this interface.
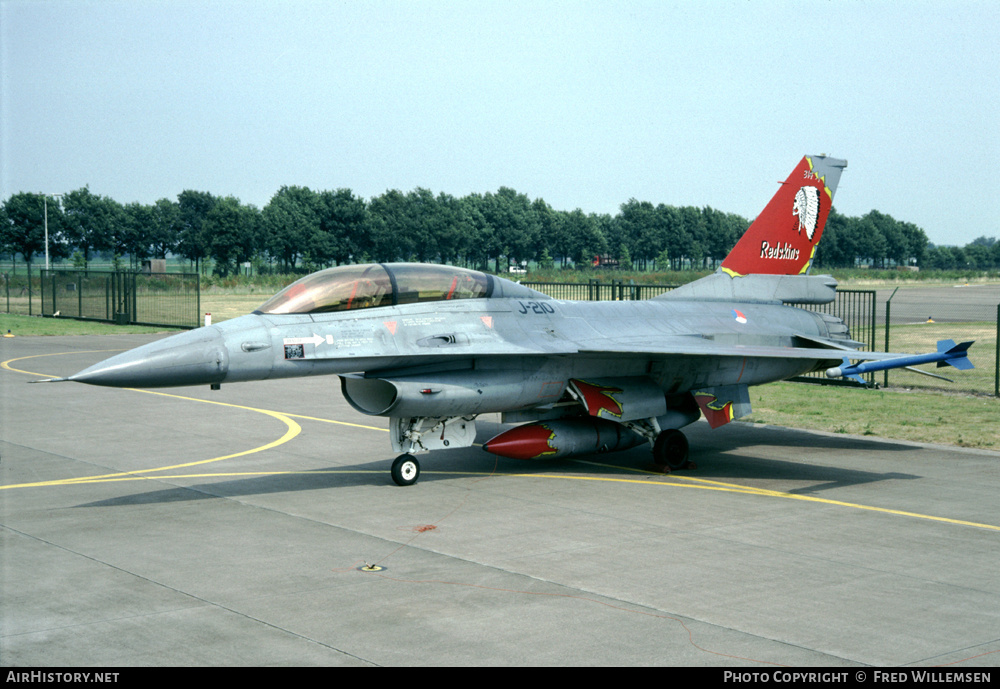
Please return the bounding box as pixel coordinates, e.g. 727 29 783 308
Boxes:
52 155 974 485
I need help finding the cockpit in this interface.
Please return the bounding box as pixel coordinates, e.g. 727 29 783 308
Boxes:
255 263 495 315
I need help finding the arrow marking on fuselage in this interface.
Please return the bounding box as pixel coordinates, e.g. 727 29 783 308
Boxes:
283 334 324 347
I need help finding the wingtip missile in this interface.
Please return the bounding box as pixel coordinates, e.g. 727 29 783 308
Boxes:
826 340 975 382
825 358 867 385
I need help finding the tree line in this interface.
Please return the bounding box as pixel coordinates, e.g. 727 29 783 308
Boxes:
2 185 996 275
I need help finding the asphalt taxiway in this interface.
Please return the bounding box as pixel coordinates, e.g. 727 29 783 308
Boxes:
2 334 999 666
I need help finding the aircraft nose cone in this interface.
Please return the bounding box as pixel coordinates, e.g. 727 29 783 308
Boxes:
69 327 230 388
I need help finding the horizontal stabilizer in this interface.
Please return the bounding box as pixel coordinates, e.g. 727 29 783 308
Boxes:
658 273 838 304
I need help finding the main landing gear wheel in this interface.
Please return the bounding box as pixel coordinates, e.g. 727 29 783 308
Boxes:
391 454 421 486
652 429 690 470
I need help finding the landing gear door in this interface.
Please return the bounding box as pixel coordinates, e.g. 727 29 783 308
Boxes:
390 416 478 454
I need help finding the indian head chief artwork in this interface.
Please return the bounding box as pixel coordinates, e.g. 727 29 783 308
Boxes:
793 185 820 240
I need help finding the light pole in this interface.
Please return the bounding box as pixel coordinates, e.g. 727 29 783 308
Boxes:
43 193 62 270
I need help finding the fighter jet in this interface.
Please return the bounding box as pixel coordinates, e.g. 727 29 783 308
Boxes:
49 155 974 485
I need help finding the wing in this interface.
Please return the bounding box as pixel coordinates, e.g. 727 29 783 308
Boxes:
575 334 898 363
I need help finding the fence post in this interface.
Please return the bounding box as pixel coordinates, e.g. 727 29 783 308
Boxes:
883 298 890 388
868 290 877 352
995 303 999 398
883 287 899 388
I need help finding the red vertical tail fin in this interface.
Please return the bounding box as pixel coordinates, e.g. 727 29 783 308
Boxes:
721 155 847 277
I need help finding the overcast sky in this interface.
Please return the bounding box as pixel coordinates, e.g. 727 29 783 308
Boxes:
2 0 998 246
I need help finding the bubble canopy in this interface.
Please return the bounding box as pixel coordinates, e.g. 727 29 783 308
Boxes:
255 263 495 315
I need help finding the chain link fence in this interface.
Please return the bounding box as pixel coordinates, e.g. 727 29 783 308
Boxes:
1 270 41 316
3 268 200 329
523 279 679 301
877 286 999 396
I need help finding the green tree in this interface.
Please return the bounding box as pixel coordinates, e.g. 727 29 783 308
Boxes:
122 202 155 269
1 192 68 266
815 207 849 267
263 186 322 271
405 188 442 263
459 193 496 271
678 206 707 269
655 246 671 270
854 215 888 268
176 190 217 274
899 221 928 267
558 209 606 267
62 187 114 268
317 188 368 266
616 199 657 269
149 198 181 259
618 242 632 270
588 214 612 266
657 205 684 270
702 206 740 269
434 192 475 266
98 198 129 269
865 210 907 267
482 187 541 272
367 189 413 262
964 242 992 269
206 197 262 277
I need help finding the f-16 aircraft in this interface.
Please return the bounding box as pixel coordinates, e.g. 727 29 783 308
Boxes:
49 155 974 485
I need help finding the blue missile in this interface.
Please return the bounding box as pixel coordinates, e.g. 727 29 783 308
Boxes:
826 340 974 384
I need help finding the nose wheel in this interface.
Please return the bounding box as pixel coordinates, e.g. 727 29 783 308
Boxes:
391 454 421 486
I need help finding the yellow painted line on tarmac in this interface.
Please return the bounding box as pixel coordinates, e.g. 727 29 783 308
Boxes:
669 473 1000 531
0 394 301 491
2 352 302 489
2 349 126 374
3 351 387 434
6 351 1000 532
270 410 388 432
565 466 1000 532
21 469 385 487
